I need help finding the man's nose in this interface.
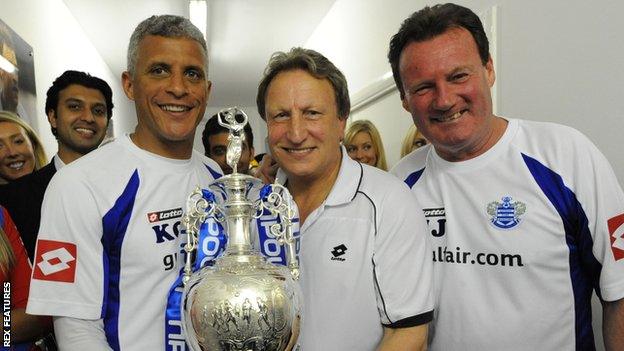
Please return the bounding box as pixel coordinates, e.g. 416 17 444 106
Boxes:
287 115 307 143
432 84 454 111
167 72 189 98
81 110 96 122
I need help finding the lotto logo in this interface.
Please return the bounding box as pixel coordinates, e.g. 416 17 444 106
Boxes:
608 213 624 261
147 207 183 223
32 240 77 282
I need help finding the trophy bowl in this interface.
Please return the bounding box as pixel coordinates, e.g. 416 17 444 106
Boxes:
183 251 300 350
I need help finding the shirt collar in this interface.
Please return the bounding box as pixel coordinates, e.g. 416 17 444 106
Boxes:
53 154 66 170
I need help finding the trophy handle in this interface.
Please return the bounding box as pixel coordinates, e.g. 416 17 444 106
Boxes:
182 187 220 284
257 183 300 280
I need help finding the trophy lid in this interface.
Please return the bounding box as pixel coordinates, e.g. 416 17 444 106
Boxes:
217 107 249 175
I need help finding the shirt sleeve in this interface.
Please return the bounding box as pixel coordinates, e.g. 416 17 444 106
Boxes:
27 170 107 319
374 180 434 327
54 316 112 351
570 133 624 302
2 207 32 309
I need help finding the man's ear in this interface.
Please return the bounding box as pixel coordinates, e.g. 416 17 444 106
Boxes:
486 56 496 87
338 117 347 142
121 71 135 100
402 96 411 112
47 110 57 129
206 80 212 99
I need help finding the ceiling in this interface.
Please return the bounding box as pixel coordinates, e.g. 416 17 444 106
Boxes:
62 0 336 107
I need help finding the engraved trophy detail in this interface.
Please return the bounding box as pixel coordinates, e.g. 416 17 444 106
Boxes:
181 107 301 351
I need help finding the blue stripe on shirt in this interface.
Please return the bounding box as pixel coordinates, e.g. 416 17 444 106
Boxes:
404 167 426 189
205 164 222 179
522 153 601 351
101 170 140 351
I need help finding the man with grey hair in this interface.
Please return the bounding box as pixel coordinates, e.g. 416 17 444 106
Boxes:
27 15 222 350
256 47 434 350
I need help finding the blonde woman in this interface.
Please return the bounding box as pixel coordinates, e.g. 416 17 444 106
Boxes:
400 124 428 158
0 111 47 183
344 119 388 171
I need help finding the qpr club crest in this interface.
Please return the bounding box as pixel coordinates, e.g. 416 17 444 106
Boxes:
487 196 526 229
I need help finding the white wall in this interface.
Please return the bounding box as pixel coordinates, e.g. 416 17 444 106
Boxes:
0 0 135 161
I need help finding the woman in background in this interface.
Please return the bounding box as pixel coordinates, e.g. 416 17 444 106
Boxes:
0 111 47 183
400 124 428 158
1 205 52 348
344 119 388 171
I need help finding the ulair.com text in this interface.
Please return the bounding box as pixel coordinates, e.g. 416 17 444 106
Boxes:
433 246 524 267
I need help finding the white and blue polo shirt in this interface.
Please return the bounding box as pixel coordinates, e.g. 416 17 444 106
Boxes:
392 118 624 351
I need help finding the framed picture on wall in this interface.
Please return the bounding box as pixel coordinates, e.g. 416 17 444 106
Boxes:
0 18 37 129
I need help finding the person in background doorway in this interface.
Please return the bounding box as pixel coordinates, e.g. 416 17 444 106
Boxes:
400 124 428 158
0 111 46 184
344 119 388 171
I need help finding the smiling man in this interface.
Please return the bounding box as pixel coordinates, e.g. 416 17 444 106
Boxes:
256 47 433 351
0 70 113 262
389 3 624 350
26 16 222 350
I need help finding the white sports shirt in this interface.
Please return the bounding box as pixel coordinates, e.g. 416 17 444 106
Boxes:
281 147 434 351
27 135 222 350
392 118 624 351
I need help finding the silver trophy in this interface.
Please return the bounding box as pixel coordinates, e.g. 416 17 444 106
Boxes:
181 107 302 351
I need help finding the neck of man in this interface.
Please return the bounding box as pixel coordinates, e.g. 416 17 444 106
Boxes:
437 116 508 162
130 132 193 160
286 153 342 225
57 144 88 165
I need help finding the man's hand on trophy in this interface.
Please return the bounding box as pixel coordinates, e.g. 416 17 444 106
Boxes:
254 154 278 184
